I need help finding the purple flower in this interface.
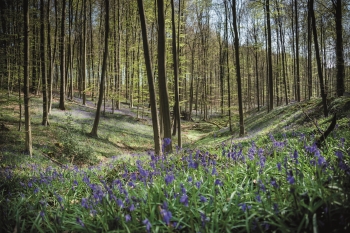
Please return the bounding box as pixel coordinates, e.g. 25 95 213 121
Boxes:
200 195 207 202
335 151 344 160
287 171 295 185
163 138 171 147
125 214 131 222
215 179 223 186
34 187 40 194
212 166 217 175
143 218 152 232
195 181 201 189
40 211 45 219
293 150 299 164
187 176 193 182
117 199 124 208
200 212 209 227
81 198 89 209
270 178 279 188
165 174 175 185
238 203 251 212
76 217 84 227
129 203 135 211
180 194 189 207
256 195 261 203
161 209 172 225
277 163 281 171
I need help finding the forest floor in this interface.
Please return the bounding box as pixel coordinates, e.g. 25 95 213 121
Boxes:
1 90 350 167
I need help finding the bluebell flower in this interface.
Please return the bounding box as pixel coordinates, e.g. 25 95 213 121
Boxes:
165 174 175 185
187 176 193 182
40 211 45 219
212 166 217 175
215 179 223 186
180 184 186 194
270 178 279 188
200 212 209 227
76 217 84 227
117 199 124 208
277 163 281 171
81 198 89 209
287 171 295 185
161 209 172 225
335 150 343 160
163 138 171 147
34 187 40 194
256 194 261 203
125 214 131 222
293 150 299 164
200 195 207 202
129 203 135 211
195 181 201 189
238 203 251 212
180 194 189 207
143 218 152 232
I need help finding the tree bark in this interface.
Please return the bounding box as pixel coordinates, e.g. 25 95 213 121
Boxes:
266 0 273 111
90 0 109 137
170 0 182 147
310 0 328 117
232 0 244 136
40 0 49 126
23 0 32 156
59 0 66 110
157 0 172 152
334 0 344 97
137 0 161 155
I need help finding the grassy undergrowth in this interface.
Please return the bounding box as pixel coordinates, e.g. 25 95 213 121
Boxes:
1 91 350 232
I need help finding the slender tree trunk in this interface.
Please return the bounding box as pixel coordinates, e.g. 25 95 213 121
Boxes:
310 0 328 117
232 0 244 136
157 0 172 152
137 0 161 155
90 0 109 137
23 0 32 156
266 0 273 111
295 0 300 102
170 0 182 147
82 0 87 104
40 0 49 126
59 0 66 110
334 0 344 96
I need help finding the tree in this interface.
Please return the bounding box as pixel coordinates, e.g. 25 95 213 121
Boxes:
90 0 109 137
231 0 244 136
157 0 172 152
171 0 182 147
333 0 345 97
266 0 273 111
23 0 32 156
59 0 66 110
40 0 49 126
137 0 161 155
309 0 328 117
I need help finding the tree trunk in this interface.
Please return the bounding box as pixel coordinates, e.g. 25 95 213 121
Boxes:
59 0 66 110
334 0 344 97
23 0 32 156
170 0 182 147
137 0 161 155
295 0 300 102
232 0 244 136
90 0 109 137
310 0 328 117
157 0 172 152
266 0 273 111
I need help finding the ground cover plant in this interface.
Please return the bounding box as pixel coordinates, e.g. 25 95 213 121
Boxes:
1 123 350 232
1 91 350 232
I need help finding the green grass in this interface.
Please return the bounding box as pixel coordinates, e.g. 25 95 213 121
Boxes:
1 90 350 232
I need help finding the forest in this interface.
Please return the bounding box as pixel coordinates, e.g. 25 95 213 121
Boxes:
0 0 350 232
